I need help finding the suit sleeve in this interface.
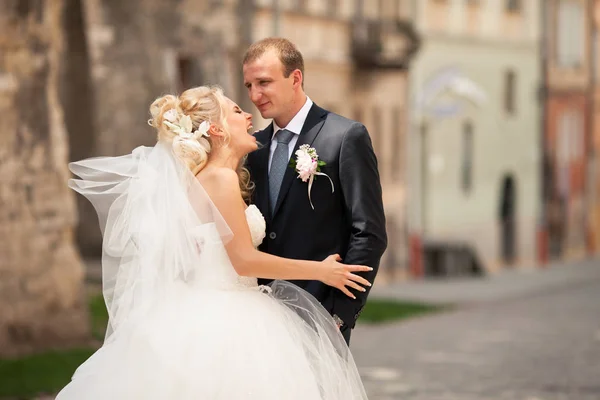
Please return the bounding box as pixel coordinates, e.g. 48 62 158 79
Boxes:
332 122 387 329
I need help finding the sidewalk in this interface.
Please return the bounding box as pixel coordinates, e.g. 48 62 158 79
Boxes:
355 259 600 400
370 258 600 305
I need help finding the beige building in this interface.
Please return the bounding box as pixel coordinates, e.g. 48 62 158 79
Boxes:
251 0 420 281
407 0 542 276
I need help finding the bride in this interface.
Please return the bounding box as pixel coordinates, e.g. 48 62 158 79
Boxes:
57 86 370 399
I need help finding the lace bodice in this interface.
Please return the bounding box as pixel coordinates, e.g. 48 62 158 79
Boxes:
245 204 266 248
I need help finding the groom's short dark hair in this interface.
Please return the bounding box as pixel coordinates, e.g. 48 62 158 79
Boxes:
243 38 305 78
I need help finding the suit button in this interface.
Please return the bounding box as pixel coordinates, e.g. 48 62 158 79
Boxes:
269 232 276 240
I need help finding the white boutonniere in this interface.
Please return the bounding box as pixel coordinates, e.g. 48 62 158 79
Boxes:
289 144 334 210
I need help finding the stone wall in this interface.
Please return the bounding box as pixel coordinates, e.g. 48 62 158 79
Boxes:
82 0 242 156
0 0 89 356
75 0 244 255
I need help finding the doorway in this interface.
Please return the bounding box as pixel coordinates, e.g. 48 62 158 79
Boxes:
499 174 517 265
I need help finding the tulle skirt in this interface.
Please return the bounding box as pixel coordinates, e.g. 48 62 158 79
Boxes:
56 281 367 399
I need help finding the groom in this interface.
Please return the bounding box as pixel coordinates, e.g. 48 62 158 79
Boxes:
244 38 387 344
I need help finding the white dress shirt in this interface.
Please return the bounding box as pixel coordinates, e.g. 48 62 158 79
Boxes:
268 96 314 172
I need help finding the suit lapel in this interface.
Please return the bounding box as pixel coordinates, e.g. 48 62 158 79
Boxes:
273 104 328 217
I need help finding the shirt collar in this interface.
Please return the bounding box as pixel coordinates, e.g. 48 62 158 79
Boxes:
272 96 313 138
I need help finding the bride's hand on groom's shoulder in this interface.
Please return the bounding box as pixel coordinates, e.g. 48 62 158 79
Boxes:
319 255 372 299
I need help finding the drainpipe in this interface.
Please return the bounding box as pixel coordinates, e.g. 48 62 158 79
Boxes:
586 0 596 255
538 0 549 266
407 0 424 278
236 0 254 112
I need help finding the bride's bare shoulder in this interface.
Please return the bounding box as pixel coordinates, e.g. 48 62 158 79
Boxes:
196 166 240 195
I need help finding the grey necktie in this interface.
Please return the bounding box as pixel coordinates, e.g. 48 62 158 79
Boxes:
269 129 295 215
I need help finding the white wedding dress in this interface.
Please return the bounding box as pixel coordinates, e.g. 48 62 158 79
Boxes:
57 142 368 399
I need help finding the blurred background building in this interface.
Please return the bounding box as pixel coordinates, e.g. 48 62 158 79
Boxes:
593 0 600 253
68 0 423 283
252 0 420 282
68 0 247 255
2 0 600 354
541 0 593 264
406 0 542 277
1 0 91 356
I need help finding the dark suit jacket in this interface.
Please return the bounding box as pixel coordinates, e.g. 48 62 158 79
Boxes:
246 103 387 331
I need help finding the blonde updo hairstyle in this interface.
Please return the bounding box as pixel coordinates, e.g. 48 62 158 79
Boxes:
148 86 254 202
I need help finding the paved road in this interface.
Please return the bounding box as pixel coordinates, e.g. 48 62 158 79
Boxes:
352 262 600 400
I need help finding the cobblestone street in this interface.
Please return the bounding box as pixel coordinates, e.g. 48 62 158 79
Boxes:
352 261 600 400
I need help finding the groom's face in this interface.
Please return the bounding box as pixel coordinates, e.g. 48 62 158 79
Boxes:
243 50 295 121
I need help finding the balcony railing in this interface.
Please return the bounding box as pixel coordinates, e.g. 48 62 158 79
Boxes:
351 19 420 70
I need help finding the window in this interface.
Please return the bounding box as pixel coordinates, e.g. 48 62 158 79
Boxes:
504 69 516 114
380 0 401 20
356 0 365 18
364 0 378 19
327 0 340 16
556 1 585 68
461 121 474 193
556 109 584 195
176 55 203 93
295 0 308 12
395 0 403 18
506 0 521 12
177 56 193 93
353 106 364 123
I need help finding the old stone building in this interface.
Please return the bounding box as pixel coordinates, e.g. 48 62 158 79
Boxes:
1 0 252 355
67 0 420 283
0 0 89 355
2 4 419 353
64 0 249 255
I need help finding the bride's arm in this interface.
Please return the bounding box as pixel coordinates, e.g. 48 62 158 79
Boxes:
199 168 371 298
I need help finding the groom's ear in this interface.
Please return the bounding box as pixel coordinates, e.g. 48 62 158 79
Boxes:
292 69 303 89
